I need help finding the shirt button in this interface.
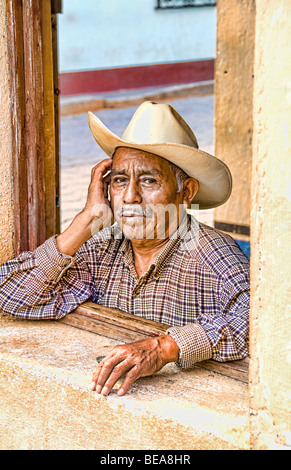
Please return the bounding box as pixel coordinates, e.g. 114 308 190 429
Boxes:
135 289 141 295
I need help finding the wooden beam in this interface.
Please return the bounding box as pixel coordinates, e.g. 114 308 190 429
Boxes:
59 301 169 342
59 301 249 383
6 0 28 254
6 0 60 254
22 0 46 249
51 0 63 14
194 357 249 384
51 12 61 235
42 0 59 238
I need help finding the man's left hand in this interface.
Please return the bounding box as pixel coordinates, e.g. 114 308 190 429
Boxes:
91 334 179 396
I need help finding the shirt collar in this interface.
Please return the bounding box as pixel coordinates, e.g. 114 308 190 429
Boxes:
118 213 191 279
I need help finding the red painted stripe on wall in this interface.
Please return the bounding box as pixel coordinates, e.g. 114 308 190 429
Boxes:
59 59 214 96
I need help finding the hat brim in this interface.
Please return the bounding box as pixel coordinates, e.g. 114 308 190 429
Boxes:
88 111 232 210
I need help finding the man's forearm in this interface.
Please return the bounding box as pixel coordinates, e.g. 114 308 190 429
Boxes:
0 235 88 319
57 158 113 257
56 210 94 256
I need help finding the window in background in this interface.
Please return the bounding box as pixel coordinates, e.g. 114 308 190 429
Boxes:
156 0 216 10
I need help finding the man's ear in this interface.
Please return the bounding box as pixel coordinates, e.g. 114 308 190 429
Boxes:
182 178 199 207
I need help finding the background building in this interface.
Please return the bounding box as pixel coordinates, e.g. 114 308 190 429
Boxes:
58 0 216 95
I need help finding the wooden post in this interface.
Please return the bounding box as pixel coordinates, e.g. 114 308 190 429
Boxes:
23 1 46 249
51 11 61 236
0 0 15 264
42 0 60 238
6 0 60 254
6 0 28 254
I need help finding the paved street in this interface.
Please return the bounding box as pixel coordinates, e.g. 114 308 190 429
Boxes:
60 94 214 229
60 94 214 168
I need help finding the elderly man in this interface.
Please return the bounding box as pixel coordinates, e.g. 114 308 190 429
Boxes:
0 101 249 396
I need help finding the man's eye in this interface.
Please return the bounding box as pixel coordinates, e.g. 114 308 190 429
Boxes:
142 178 156 184
113 177 127 184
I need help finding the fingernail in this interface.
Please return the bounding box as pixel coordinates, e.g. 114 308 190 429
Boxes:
91 381 96 390
101 386 109 396
96 384 102 394
117 388 124 396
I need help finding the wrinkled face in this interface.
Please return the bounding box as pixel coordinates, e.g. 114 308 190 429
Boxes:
109 147 186 241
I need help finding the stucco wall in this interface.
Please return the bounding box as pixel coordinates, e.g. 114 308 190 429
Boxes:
0 0 14 264
0 313 250 450
249 0 291 450
214 0 255 233
58 0 216 72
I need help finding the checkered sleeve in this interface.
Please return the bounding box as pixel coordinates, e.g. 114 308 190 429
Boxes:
167 323 213 369
0 236 93 320
167 279 249 369
199 268 250 363
167 240 250 369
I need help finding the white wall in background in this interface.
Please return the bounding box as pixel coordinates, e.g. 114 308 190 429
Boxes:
58 0 216 72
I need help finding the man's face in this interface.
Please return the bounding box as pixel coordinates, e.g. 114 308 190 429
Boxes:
109 147 185 241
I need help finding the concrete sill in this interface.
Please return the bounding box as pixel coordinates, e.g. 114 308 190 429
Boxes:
0 310 249 450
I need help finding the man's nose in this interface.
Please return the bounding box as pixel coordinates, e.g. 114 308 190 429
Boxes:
123 180 142 204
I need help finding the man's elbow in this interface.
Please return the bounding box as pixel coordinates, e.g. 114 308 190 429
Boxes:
0 298 64 320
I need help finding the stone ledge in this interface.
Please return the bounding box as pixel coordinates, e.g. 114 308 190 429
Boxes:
0 314 250 450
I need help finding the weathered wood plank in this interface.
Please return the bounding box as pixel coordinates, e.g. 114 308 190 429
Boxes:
23 0 46 249
6 0 28 255
51 13 61 235
42 0 57 239
194 357 249 384
59 301 249 383
6 0 59 254
60 313 152 343
72 301 169 336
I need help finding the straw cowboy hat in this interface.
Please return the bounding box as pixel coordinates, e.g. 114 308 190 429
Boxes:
88 101 232 210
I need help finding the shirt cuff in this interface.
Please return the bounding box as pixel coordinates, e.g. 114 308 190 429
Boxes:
34 236 75 282
167 323 213 369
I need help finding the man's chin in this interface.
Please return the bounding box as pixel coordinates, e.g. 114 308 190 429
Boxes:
119 225 149 241
115 218 155 241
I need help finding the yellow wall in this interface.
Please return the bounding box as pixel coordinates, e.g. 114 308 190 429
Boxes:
214 0 255 239
249 0 291 449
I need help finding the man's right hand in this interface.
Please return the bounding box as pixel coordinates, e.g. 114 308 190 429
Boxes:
56 158 113 256
83 159 113 222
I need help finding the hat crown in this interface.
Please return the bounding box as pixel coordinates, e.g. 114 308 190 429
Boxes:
121 101 199 149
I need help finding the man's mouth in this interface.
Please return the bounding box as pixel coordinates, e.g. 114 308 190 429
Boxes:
121 211 144 218
116 206 153 218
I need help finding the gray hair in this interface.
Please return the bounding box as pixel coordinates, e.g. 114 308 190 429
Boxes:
168 161 189 193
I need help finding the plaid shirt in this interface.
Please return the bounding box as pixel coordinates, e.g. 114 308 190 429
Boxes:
0 216 250 369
